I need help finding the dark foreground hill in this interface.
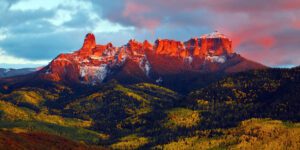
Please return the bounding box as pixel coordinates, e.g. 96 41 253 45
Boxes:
0 130 105 150
0 67 299 149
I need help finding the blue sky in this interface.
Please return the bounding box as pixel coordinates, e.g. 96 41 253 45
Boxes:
0 0 299 68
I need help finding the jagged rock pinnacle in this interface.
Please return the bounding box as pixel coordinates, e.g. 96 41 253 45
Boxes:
82 33 96 51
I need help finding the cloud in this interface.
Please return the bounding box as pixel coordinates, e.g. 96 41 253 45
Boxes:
238 29 300 66
0 31 87 60
0 0 299 68
92 0 300 67
0 0 135 66
0 48 49 68
122 1 160 29
199 0 300 12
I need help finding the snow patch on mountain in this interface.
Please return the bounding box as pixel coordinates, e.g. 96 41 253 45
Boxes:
82 59 90 63
185 56 193 64
103 48 117 56
139 57 151 76
144 61 151 76
90 55 101 60
116 48 128 64
201 31 227 39
80 64 108 83
205 55 227 63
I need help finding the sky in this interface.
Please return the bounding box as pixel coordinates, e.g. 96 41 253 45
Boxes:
0 0 299 68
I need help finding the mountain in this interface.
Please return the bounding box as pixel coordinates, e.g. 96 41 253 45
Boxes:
38 31 266 86
0 68 36 78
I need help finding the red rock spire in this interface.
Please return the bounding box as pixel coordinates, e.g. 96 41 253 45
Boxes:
78 33 96 56
81 33 96 51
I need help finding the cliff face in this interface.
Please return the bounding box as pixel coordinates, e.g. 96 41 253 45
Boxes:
155 31 233 58
39 31 265 84
185 37 233 56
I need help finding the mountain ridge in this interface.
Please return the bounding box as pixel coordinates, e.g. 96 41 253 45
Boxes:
36 31 266 85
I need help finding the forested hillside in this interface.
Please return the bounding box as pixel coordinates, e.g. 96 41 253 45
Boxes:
0 67 299 149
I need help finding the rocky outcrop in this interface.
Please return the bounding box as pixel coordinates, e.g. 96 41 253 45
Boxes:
39 31 265 84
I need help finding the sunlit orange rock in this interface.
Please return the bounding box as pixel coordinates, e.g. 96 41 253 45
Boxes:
185 34 233 57
40 31 241 83
143 40 153 50
82 33 96 51
93 43 114 57
127 39 144 54
78 33 96 57
155 39 186 57
43 53 80 82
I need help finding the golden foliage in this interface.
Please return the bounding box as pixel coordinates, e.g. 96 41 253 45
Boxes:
0 101 31 121
135 83 177 95
164 108 200 129
233 119 300 150
115 85 149 103
158 118 300 150
159 136 224 150
4 90 44 106
111 134 149 150
35 113 92 128
0 100 92 128
196 99 209 106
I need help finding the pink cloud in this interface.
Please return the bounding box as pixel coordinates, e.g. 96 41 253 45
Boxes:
122 1 160 30
123 1 150 17
292 21 300 29
255 36 276 48
200 0 300 12
100 0 300 66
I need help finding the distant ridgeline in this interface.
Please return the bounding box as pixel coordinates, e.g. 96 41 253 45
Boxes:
0 68 36 78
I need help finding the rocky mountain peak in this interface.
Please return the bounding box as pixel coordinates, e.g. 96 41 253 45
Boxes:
81 33 96 51
39 32 264 84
